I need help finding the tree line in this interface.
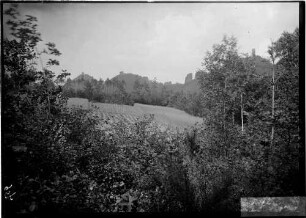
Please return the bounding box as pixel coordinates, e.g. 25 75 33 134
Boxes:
63 72 204 116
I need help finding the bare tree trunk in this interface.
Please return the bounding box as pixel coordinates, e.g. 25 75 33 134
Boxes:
271 59 275 153
268 43 276 157
241 92 244 133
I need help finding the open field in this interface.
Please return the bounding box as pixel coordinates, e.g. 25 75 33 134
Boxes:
67 98 203 129
134 103 202 128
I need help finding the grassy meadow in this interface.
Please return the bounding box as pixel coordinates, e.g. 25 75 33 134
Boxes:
67 97 203 129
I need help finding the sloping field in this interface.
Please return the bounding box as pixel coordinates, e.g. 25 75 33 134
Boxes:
67 98 202 128
134 103 202 128
67 97 90 108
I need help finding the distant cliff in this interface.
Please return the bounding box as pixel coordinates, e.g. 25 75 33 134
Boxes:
185 73 193 84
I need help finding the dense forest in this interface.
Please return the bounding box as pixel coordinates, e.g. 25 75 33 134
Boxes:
2 3 303 216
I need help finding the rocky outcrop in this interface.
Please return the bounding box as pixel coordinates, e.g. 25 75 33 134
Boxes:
185 73 193 84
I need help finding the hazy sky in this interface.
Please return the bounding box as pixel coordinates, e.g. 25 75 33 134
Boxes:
4 3 299 83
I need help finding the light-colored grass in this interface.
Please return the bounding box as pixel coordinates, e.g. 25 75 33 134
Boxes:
67 98 203 129
67 98 90 109
134 103 202 128
94 102 144 117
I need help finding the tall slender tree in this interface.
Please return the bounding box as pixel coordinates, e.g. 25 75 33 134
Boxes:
267 41 277 153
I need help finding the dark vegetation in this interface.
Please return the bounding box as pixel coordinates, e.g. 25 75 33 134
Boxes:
2 4 302 216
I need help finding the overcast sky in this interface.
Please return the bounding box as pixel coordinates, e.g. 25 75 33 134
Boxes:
4 3 299 83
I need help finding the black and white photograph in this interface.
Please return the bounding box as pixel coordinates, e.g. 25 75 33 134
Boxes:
2 1 304 216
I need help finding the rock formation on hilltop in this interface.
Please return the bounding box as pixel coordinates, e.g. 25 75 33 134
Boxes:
185 73 193 84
